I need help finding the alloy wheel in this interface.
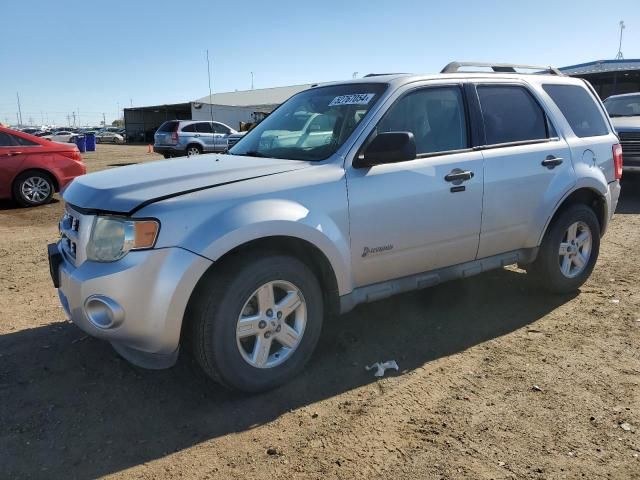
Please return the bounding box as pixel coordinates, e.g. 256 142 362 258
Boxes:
236 280 307 368
20 176 51 204
558 221 592 278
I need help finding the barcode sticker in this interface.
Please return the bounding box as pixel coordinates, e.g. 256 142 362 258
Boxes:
329 93 375 106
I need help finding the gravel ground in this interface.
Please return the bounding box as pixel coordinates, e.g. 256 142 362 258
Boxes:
1 144 639 479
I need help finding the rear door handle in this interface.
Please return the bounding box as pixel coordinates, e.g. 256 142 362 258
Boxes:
444 170 474 182
541 155 563 169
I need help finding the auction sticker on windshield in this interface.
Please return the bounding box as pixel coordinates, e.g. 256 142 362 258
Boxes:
329 93 376 106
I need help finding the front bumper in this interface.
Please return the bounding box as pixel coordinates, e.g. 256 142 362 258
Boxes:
50 242 212 368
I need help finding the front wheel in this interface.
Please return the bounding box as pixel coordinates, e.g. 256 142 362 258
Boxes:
528 204 600 294
189 254 323 392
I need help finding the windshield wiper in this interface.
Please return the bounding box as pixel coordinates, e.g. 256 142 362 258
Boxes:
241 150 269 158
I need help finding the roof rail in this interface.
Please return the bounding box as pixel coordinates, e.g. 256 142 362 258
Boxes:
441 61 563 76
363 73 408 77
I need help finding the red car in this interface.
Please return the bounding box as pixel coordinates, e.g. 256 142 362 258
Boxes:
0 126 86 207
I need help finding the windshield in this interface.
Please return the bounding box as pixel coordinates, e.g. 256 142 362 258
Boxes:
604 94 640 117
229 83 388 161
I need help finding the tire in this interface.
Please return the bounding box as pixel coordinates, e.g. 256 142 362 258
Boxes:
186 144 202 157
163 154 172 159
528 204 600 294
189 253 324 392
12 171 55 207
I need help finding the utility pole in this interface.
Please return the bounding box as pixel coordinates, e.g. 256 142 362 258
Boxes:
102 113 106 127
206 49 214 122
352 72 358 79
615 20 625 60
66 114 71 127
16 92 23 126
251 72 254 90
130 98 133 108
72 112 76 127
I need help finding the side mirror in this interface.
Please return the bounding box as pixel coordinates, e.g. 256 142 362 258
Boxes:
354 131 416 168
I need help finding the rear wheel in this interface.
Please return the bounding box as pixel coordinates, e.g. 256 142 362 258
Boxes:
189 254 323 392
528 204 600 293
186 144 202 157
13 171 55 207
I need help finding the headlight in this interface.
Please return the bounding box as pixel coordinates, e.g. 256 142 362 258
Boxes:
86 216 159 262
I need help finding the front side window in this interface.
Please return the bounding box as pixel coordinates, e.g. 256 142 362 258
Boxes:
212 123 231 134
478 85 547 145
377 86 468 155
197 122 213 133
604 94 640 118
229 83 388 161
544 84 609 138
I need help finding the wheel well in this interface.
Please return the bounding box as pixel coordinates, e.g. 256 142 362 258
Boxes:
549 188 606 235
225 236 340 315
13 169 59 193
186 143 203 151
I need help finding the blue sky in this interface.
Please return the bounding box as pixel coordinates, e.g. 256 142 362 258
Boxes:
1 0 638 126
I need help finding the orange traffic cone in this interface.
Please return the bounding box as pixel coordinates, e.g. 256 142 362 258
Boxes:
147 144 152 154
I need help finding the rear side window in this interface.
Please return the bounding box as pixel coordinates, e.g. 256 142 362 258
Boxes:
0 132 14 147
196 122 213 133
181 124 197 132
543 84 609 138
157 121 178 133
12 135 39 146
477 86 547 145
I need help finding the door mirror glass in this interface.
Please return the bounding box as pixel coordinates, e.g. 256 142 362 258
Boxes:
355 132 416 168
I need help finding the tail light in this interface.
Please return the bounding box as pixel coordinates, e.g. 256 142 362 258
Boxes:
60 148 83 162
613 143 623 180
170 123 179 144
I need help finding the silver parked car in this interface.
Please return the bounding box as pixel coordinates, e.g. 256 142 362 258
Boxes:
49 62 622 392
153 120 237 158
603 92 640 173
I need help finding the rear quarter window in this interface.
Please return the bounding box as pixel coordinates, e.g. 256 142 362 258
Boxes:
157 121 179 133
542 84 609 138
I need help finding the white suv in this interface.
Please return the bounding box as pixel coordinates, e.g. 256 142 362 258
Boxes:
49 62 622 392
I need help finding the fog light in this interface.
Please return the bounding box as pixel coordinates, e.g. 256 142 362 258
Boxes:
84 295 124 329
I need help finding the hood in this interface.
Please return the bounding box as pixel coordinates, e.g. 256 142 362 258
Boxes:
63 153 310 214
611 116 640 132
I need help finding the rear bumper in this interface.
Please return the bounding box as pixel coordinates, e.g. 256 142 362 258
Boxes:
153 145 186 156
53 243 212 368
607 179 621 227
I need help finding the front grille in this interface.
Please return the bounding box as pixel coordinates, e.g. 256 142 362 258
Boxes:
60 211 80 259
59 206 93 265
619 132 640 158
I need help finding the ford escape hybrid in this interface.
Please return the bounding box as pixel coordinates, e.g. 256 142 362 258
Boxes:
48 62 622 392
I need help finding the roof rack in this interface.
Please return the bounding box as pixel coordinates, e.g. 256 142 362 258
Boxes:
363 73 408 77
441 61 563 76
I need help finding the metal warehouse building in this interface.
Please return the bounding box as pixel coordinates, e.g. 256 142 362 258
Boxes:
560 59 640 99
123 83 314 143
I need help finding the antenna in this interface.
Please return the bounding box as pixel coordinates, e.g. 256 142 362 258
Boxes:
16 92 23 126
615 20 625 60
206 49 214 122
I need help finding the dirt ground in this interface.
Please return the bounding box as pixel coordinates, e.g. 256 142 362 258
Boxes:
1 144 639 479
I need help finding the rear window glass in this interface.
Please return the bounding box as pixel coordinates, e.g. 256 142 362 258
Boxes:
477 86 548 145
542 84 609 138
0 132 14 147
157 121 178 132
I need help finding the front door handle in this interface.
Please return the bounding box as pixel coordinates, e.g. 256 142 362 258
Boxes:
444 170 474 182
541 155 563 169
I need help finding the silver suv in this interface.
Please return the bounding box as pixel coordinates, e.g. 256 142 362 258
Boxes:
153 120 238 158
48 62 622 392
